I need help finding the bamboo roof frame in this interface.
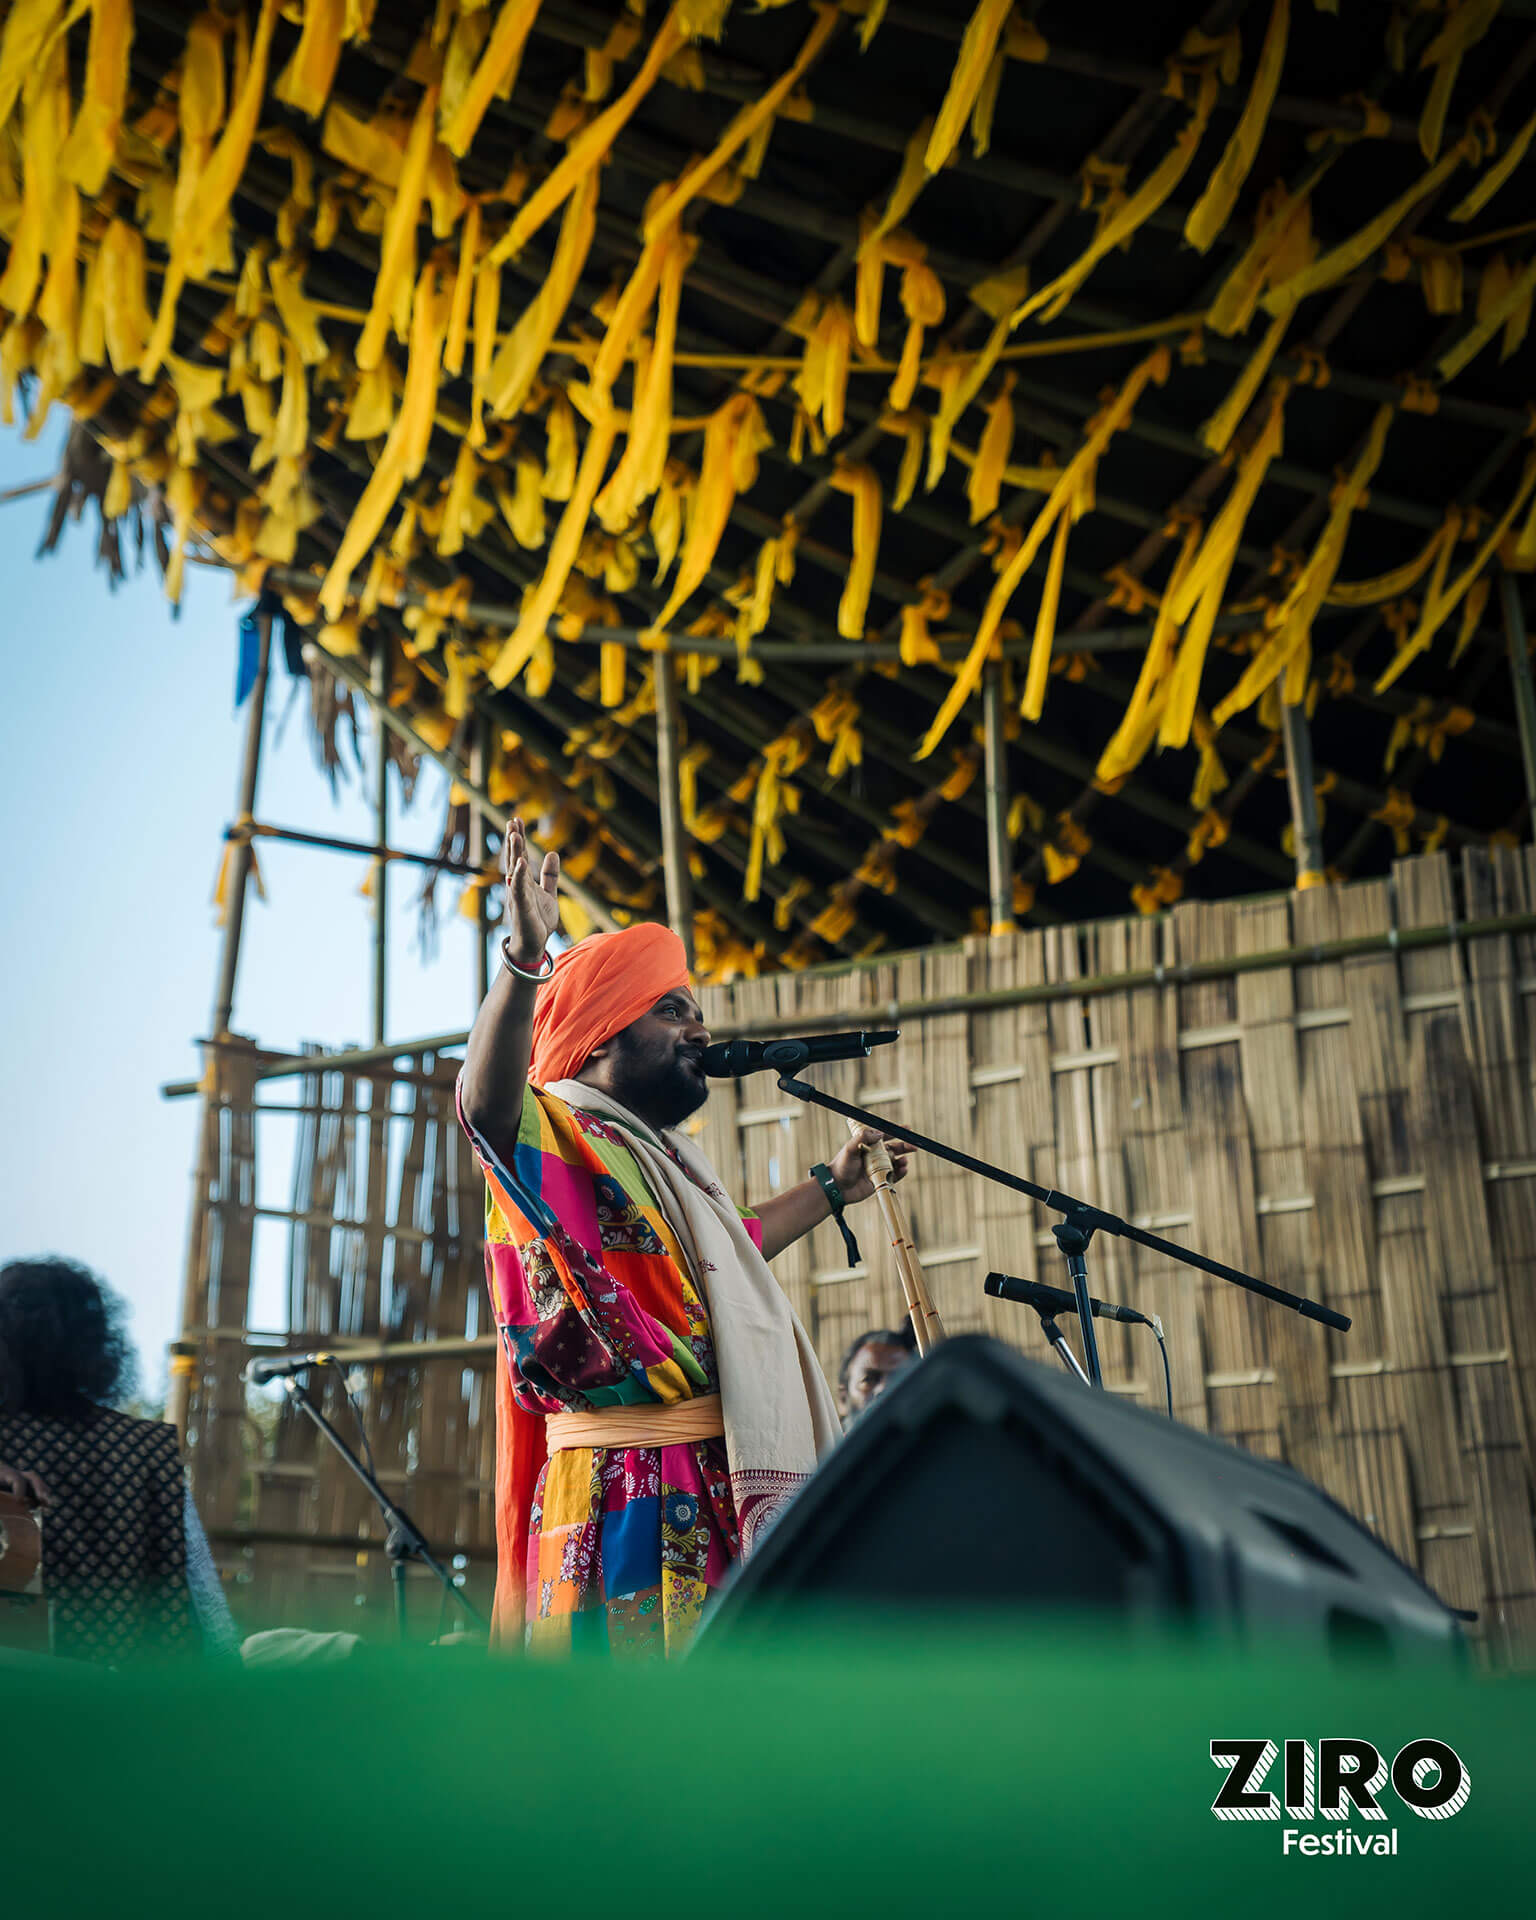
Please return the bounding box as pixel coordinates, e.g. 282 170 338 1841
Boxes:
10 0 1536 972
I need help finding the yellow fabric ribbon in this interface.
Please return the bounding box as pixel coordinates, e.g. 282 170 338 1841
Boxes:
1437 252 1536 382
967 374 1016 524
1418 0 1500 163
58 0 132 197
1184 0 1289 253
1213 403 1395 727
274 0 346 119
1160 388 1288 748
830 462 882 640
644 4 839 239
488 8 684 265
320 261 447 618
1380 452 1536 683
440 0 542 158
925 0 1012 175
355 83 438 372
1327 513 1458 608
1013 66 1218 326
652 393 770 630
485 165 599 419
489 409 620 687
1262 139 1473 315
142 0 281 380
918 345 1171 759
1094 516 1204 786
1200 305 1292 454
1450 106 1536 222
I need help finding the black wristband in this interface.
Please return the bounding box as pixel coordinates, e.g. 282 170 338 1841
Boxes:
810 1163 861 1269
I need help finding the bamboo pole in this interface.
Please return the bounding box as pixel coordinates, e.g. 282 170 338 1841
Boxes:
982 662 1014 934
468 712 492 1005
235 819 484 874
849 1122 945 1355
654 653 696 967
1280 700 1327 889
1500 570 1536 827
371 645 389 1049
210 613 272 1038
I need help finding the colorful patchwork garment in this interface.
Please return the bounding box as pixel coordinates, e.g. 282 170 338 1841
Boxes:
459 1080 760 1656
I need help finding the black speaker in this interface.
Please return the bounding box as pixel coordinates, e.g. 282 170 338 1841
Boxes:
705 1336 1463 1663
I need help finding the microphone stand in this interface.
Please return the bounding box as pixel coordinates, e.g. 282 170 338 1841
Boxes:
773 1060 1349 1390
1032 1310 1093 1387
279 1372 488 1638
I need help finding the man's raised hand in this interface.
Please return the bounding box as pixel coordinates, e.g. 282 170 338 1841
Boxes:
502 816 561 968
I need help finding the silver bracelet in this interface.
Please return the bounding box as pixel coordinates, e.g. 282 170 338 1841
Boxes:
500 938 554 983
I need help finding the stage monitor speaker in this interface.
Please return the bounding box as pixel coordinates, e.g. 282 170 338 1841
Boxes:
704 1336 1463 1664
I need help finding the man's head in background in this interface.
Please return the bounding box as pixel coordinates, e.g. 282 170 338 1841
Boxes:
837 1323 918 1420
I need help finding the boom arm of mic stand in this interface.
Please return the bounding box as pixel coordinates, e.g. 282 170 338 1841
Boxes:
775 1074 1350 1334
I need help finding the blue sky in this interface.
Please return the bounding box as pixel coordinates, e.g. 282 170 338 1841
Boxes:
1 419 487 1395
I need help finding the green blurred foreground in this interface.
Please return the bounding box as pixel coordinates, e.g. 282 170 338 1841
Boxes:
3 1621 1527 1918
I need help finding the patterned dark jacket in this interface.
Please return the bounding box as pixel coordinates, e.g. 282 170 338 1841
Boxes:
0 1405 194 1662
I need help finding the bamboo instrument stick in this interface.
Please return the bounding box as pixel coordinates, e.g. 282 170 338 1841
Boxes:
848 1121 945 1355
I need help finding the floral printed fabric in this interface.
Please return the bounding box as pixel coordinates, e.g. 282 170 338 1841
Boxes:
458 1079 759 1655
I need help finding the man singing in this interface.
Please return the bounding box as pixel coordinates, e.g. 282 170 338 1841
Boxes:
459 819 911 1656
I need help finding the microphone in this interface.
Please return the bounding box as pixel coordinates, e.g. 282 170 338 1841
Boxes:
243 1350 342 1386
700 1029 899 1078
984 1272 1151 1327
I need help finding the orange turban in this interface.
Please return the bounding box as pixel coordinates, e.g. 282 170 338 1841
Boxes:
528 923 691 1085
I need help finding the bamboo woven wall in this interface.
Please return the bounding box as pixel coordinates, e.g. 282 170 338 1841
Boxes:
180 1046 497 1635
696 846 1536 1662
182 848 1536 1657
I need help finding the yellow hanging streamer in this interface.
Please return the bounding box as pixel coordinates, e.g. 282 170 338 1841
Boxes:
274 0 346 119
488 8 684 265
59 0 133 197
489 412 620 687
142 0 282 380
967 375 1016 523
355 83 439 372
1326 515 1458 608
1020 509 1071 722
916 346 1171 760
1449 107 1536 222
1437 252 1536 382
443 198 481 378
0 0 64 137
1094 516 1204 786
1380 453 1536 682
320 262 447 618
1263 140 1473 315
595 233 695 531
643 4 840 240
865 117 935 254
926 0 1013 176
1160 389 1288 748
1417 0 1499 163
1212 404 1395 727
440 0 542 157
1199 305 1292 456
653 394 770 630
830 462 882 640
1184 0 1289 253
485 166 599 419
1013 68 1219 326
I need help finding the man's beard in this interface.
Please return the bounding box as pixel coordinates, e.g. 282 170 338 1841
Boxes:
610 1046 709 1130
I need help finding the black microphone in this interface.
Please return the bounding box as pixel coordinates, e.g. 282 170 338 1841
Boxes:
984 1271 1151 1327
243 1350 342 1386
700 1029 899 1078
